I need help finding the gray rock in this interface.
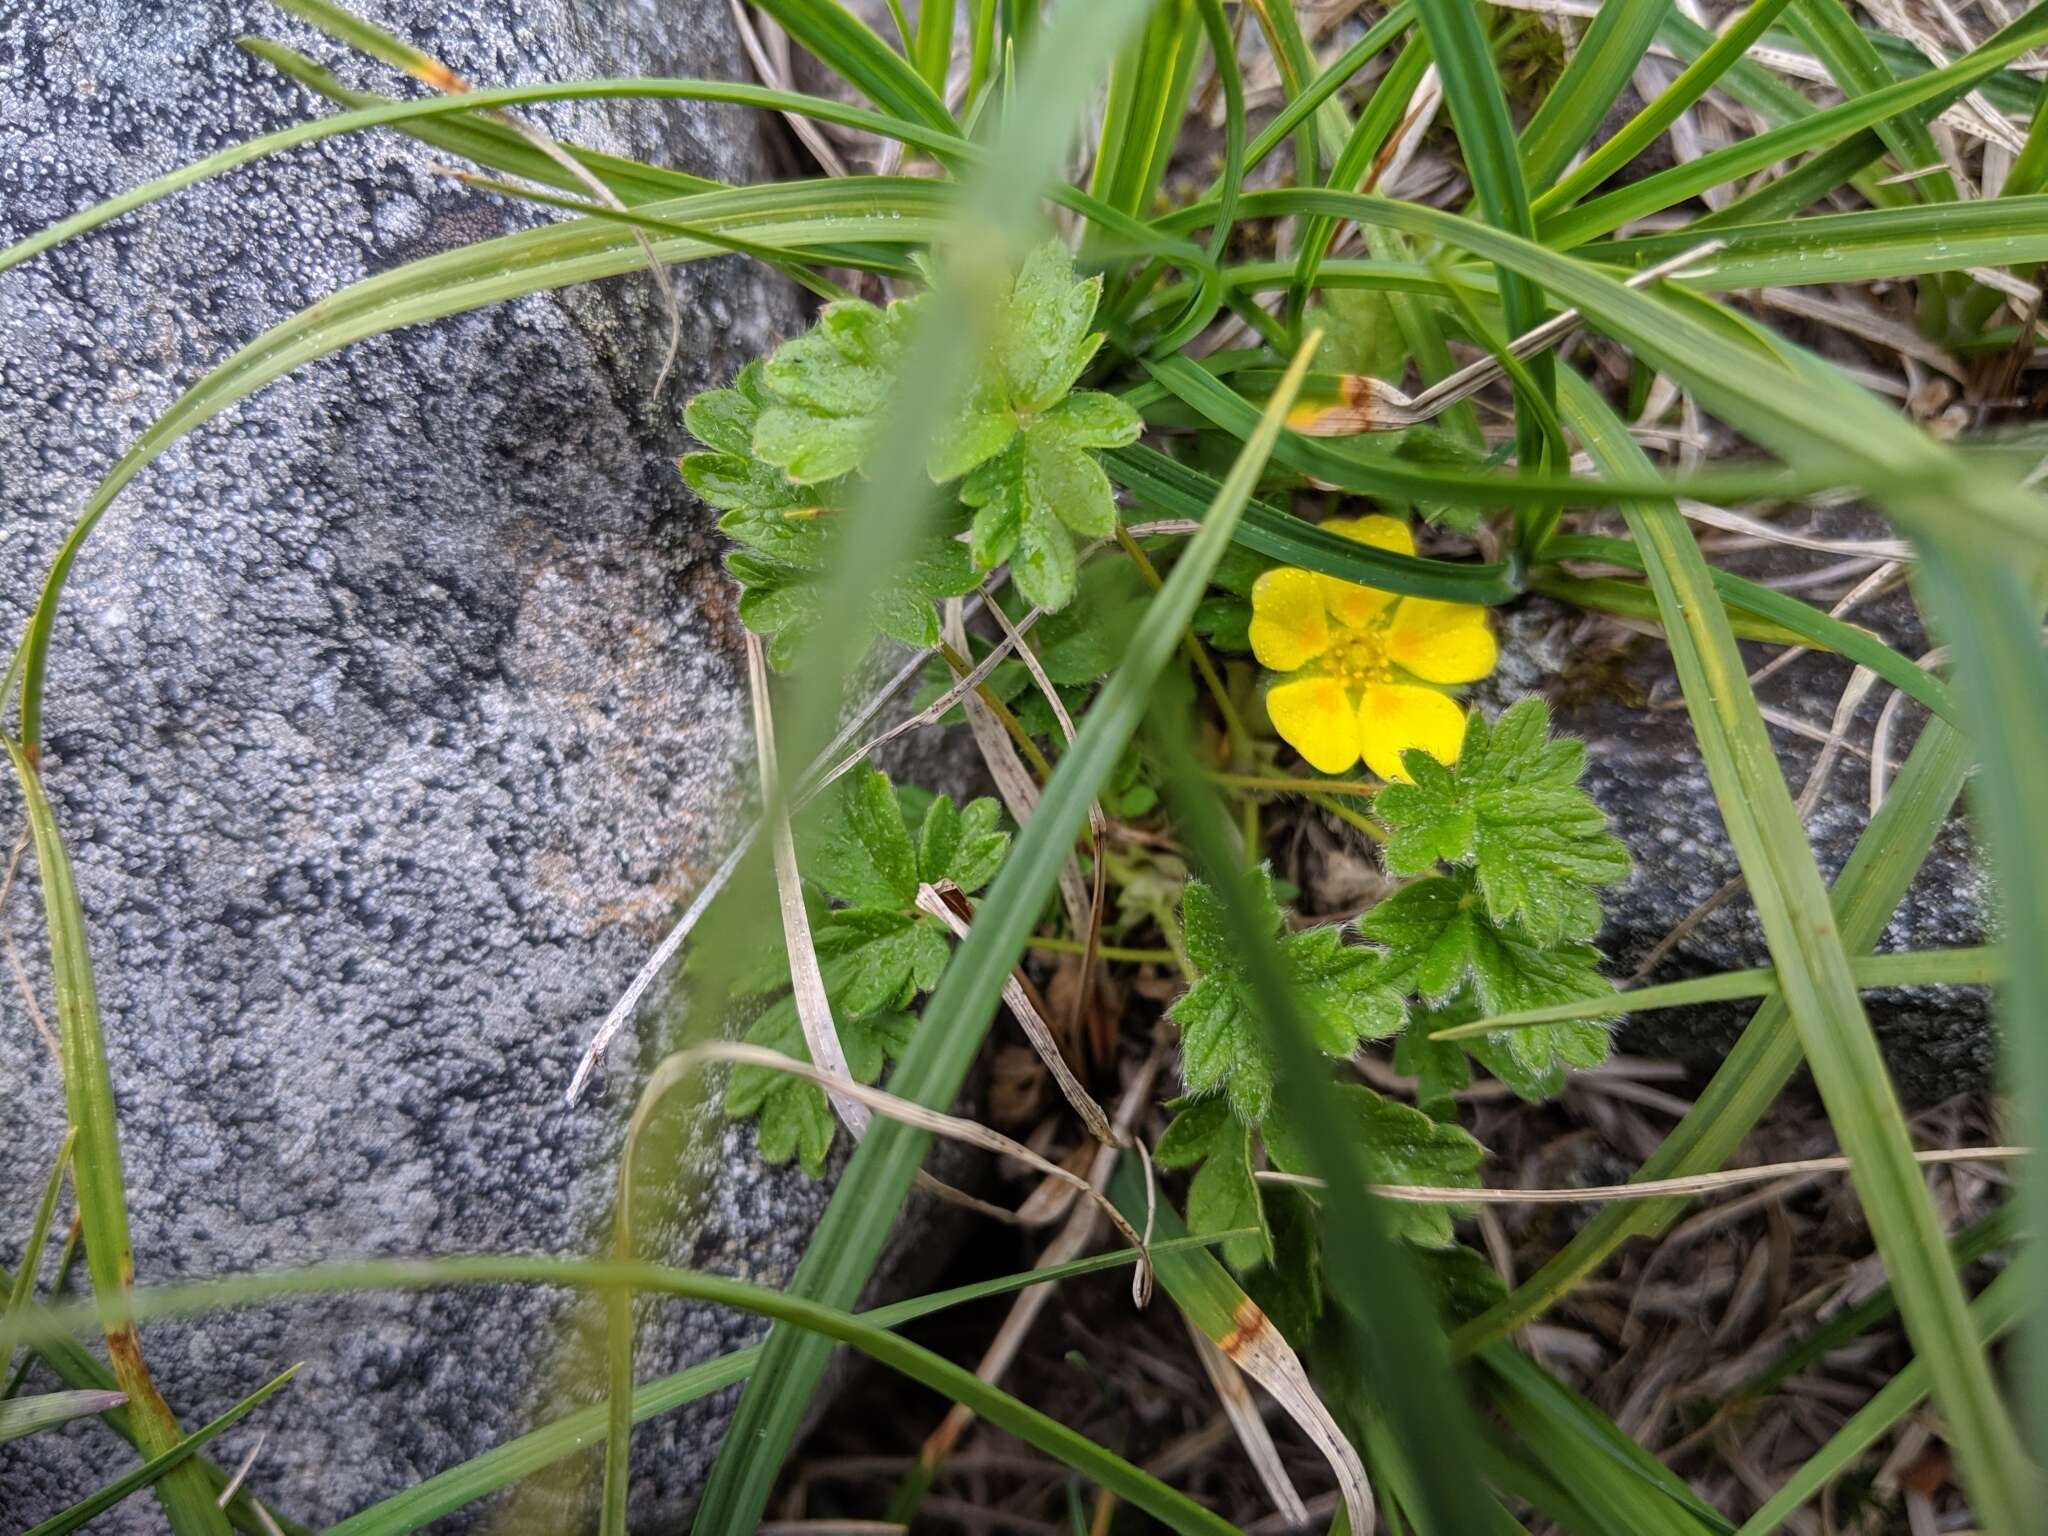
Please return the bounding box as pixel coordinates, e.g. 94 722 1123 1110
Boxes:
1474 576 1992 1107
0 2 865 1529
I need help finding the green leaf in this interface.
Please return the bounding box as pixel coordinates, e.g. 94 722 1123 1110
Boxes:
1242 1184 1324 1347
726 999 915 1178
1377 700 1631 945
814 908 952 1016
1171 870 1403 1122
1361 870 1614 1098
804 768 922 909
18 1367 301 1536
1265 1083 1484 1248
915 794 1009 894
683 366 980 667
1019 559 1153 682
1394 1012 1472 1110
754 298 915 484
1412 1244 1508 1326
960 393 1140 610
995 238 1107 412
1156 1099 1272 1270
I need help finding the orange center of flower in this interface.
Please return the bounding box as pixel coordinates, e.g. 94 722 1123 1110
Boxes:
1330 621 1394 685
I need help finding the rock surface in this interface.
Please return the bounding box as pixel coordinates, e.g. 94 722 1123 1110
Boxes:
1475 574 1992 1107
0 3 849 1529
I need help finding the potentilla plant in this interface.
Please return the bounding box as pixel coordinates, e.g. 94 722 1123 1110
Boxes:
9 0 2042 1531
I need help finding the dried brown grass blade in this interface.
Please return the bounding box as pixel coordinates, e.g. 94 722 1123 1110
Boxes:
917 881 1119 1146
746 632 869 1137
669 1042 1154 1290
1255 1144 2029 1203
1186 1321 1310 1528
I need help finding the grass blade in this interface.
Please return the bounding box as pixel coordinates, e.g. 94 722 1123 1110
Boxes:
738 0 958 133
1554 366 2031 1534
322 1239 1226 1536
0 1389 128 1446
0 1127 75 1383
1533 0 1796 215
1517 0 1670 189
1431 946 2001 1038
1910 541 2048 1476
1540 7 2048 247
18 1365 299 1536
1411 0 1551 467
24 1258 1244 1536
1452 712 1973 1350
1107 1164 1373 1536
1145 711 1501 1536
1 739 229 1536
1105 443 1521 603
1785 0 1952 199
1737 1265 2026 1535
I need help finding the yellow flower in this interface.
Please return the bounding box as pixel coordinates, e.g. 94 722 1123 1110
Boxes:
1249 515 1496 781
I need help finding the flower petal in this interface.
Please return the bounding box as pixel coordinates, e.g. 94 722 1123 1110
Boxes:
1359 683 1467 783
1267 675 1361 775
1386 598 1498 684
1249 567 1332 672
1317 514 1414 627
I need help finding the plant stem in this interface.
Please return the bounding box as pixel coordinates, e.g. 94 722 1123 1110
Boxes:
937 638 1056 782
1026 934 1179 965
1211 770 1381 799
1113 524 1250 763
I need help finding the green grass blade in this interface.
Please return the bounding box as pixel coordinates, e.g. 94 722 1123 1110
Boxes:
1737 1266 2026 1536
1090 0 1201 220
1688 1 2048 229
1236 3 1416 178
0 1389 128 1446
1479 1347 1733 1536
1104 1166 1371 1535
913 0 957 93
1431 946 2001 1038
1541 8 2048 247
1517 0 1670 189
1785 0 1952 199
1132 347 1853 515
5 174 963 745
1584 196 2048 290
1911 541 2048 1475
323 1239 1218 1536
1291 36 1433 319
1242 0 1321 205
0 1272 301 1536
19 1366 299 1536
1411 0 1550 465
264 0 465 84
0 77 968 280
1105 443 1522 602
242 38 721 203
690 324 1318 1536
22 1255 1244 1536
1537 569 1834 645
1533 0 1796 215
1553 367 2031 1534
1540 532 1958 723
0 1128 75 1384
0 738 229 1536
744 0 959 132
